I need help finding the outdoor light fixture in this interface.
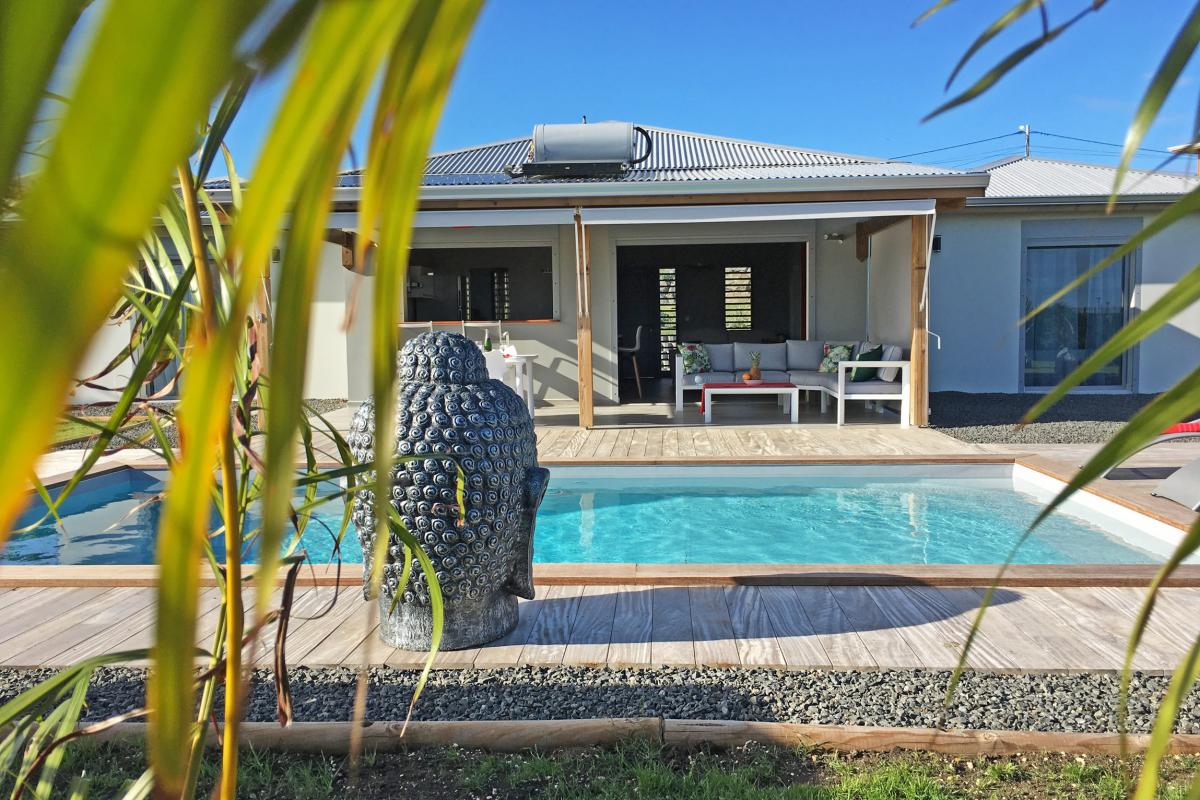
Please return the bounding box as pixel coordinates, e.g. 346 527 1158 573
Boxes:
823 233 846 244
932 234 942 253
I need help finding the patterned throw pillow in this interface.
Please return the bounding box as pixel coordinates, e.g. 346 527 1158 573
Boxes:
678 343 712 375
818 343 853 373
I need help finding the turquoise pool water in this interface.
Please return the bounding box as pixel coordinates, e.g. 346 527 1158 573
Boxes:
4 466 1167 566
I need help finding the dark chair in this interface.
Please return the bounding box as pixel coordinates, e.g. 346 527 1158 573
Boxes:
618 325 646 399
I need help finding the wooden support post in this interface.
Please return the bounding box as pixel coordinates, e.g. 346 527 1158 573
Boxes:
910 215 929 427
574 209 594 428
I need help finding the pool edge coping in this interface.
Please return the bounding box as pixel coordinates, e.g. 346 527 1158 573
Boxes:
5 562 1200 588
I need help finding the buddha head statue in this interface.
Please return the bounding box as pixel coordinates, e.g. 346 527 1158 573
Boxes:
348 331 548 650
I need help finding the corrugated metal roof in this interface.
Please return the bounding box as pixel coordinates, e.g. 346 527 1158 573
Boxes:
202 124 976 191
981 156 1199 199
366 125 965 186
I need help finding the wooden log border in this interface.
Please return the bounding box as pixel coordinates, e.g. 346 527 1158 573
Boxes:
91 719 1200 757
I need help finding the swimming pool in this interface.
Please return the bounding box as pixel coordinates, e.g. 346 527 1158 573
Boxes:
4 464 1182 566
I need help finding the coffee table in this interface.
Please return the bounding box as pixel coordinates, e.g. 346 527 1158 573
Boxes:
699 382 799 424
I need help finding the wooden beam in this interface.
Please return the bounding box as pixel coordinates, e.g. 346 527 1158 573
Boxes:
574 210 594 428
854 216 907 262
910 216 929 427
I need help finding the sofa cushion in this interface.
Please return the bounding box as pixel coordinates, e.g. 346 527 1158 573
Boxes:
678 343 711 374
733 342 786 372
850 344 884 382
788 370 825 387
818 344 853 373
879 344 904 381
680 372 734 386
786 340 824 370
760 370 791 383
707 343 734 372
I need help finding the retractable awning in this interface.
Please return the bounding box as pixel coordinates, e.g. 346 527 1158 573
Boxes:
578 199 936 225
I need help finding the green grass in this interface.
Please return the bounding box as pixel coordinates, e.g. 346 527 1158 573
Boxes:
9 737 1199 799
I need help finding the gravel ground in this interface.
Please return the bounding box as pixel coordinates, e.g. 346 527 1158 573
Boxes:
54 399 347 452
3 665 1198 734
929 392 1172 445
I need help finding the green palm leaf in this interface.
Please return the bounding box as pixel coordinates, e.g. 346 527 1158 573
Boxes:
1110 2 1200 212
0 0 248 539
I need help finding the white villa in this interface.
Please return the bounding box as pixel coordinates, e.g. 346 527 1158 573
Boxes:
80 122 1200 428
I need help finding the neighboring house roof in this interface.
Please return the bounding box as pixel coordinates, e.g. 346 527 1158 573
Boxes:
973 156 1199 204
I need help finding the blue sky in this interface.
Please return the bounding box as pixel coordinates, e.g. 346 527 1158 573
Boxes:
219 1 1200 176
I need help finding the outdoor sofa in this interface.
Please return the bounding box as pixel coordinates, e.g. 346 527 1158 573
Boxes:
673 340 911 427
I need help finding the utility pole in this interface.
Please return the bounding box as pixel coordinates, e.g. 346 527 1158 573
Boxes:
1168 142 1200 176
1018 124 1031 157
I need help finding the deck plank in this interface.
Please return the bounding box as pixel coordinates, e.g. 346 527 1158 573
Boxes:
863 586 1008 670
757 586 831 668
520 584 584 666
724 586 786 668
269 587 364 666
0 587 41 614
0 587 110 648
473 596 545 668
904 586 1053 671
607 584 653 666
688 586 740 667
562 585 617 667
299 594 376 666
3 587 158 667
1048 587 1183 669
971 588 1112 671
827 586 924 669
650 586 696 667
788 586 875 668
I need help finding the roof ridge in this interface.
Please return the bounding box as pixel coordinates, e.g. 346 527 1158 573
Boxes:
985 154 1197 180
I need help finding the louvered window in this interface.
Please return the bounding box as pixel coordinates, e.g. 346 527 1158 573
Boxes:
724 266 752 330
658 267 677 371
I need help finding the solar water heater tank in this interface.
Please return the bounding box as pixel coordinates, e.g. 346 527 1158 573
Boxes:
518 121 651 177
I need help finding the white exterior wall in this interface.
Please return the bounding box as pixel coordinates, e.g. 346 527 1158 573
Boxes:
298 242 351 399
929 209 1200 394
1138 213 1200 392
70 316 135 405
927 214 1023 392
812 219 867 341
866 222 911 347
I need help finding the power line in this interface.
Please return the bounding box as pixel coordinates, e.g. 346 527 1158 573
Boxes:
1032 130 1174 155
889 132 1022 160
891 128 1177 166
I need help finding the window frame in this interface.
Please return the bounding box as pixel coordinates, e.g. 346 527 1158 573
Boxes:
1018 228 1139 394
404 237 561 323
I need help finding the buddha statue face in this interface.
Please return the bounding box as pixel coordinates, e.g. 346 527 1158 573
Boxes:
348 331 548 650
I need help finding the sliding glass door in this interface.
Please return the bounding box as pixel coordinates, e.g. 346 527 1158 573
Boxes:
1022 244 1129 389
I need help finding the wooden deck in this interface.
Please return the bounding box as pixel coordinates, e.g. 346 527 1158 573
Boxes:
533 424 984 462
3 583 1196 673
